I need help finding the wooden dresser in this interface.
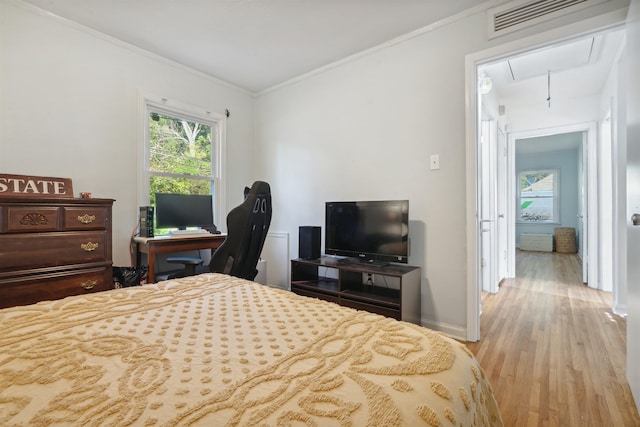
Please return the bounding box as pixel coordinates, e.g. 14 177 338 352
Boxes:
0 197 115 308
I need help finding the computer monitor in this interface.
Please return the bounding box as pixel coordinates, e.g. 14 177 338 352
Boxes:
154 193 214 230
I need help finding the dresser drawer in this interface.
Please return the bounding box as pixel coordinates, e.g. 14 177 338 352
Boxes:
0 266 111 309
63 207 108 230
2 206 61 232
0 231 108 271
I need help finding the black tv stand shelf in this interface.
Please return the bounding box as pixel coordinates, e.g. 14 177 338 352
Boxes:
290 257 421 324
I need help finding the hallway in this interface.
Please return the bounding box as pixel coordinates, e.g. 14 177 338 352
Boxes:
467 250 640 426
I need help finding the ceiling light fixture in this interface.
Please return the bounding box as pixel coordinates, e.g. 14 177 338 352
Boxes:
478 72 493 95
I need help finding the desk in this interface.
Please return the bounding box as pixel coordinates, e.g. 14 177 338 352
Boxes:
134 234 226 283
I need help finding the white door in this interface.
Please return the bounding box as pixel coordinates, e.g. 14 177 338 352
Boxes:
480 120 498 293
625 0 640 403
587 126 600 288
599 111 614 292
496 127 508 282
578 126 599 287
579 132 588 283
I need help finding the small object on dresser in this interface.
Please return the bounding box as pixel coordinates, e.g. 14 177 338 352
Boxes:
80 192 92 198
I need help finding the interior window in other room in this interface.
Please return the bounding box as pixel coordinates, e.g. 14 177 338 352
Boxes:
518 169 559 223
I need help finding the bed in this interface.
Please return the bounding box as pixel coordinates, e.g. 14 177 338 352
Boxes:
0 273 503 426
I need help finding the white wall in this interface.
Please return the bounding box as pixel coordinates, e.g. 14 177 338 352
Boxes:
0 0 632 338
0 1 255 266
254 1 630 335
255 15 486 335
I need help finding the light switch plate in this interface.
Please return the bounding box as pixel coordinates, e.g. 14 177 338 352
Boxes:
430 154 440 170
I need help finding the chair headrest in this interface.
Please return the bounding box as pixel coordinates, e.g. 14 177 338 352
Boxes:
247 181 270 197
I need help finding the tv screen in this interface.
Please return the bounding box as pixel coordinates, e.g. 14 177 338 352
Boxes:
155 193 214 230
325 200 409 264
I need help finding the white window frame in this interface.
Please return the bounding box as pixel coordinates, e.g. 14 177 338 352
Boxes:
138 94 226 231
517 168 560 224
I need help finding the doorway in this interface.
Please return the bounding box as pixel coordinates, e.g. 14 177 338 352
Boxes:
508 126 595 284
465 24 626 341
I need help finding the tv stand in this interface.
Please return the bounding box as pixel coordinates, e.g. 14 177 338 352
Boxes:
290 257 421 324
336 257 389 267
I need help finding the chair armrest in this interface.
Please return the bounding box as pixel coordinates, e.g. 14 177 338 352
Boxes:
167 257 203 265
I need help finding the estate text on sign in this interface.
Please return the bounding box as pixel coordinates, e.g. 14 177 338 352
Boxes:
0 174 74 198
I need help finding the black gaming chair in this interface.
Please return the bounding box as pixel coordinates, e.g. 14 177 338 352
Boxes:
165 181 271 281
209 181 272 280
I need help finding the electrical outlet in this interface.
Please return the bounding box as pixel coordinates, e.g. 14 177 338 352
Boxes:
363 273 374 285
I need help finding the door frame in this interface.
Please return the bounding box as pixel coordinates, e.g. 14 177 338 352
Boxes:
599 107 614 292
480 119 499 294
464 11 626 341
507 124 598 287
479 119 509 293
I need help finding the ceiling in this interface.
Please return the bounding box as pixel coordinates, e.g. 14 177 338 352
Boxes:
479 27 624 154
480 29 625 110
20 0 491 93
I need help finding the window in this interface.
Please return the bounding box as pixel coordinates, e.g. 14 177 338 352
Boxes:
518 169 559 223
142 97 225 232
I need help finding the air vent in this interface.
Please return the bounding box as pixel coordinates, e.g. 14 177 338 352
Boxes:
488 0 609 38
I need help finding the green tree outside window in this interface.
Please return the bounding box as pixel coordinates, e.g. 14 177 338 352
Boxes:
146 109 218 234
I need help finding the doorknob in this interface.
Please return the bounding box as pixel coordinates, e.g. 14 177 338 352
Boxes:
632 214 640 226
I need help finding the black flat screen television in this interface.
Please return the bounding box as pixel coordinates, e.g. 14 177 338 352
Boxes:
325 200 409 264
155 193 214 230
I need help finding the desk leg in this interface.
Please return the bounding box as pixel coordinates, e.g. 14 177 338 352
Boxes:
134 243 155 283
148 247 156 283
135 242 142 268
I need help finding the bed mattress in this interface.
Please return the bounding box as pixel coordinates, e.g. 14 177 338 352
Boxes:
0 273 502 426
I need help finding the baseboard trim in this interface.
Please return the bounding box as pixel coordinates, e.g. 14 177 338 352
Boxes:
422 318 467 342
613 304 627 317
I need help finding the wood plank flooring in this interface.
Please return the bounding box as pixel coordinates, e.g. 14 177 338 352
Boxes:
466 250 640 426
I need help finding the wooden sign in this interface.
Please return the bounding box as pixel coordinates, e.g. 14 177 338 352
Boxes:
0 173 74 198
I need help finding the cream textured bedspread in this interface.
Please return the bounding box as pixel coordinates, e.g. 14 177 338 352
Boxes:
0 273 502 426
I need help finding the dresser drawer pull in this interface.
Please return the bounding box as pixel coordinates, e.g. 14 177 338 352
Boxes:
77 214 96 224
80 242 99 252
80 280 97 290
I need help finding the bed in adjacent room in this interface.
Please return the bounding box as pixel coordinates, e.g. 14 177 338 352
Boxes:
0 273 503 426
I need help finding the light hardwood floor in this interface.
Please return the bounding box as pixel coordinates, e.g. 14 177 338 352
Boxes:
466 250 640 426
